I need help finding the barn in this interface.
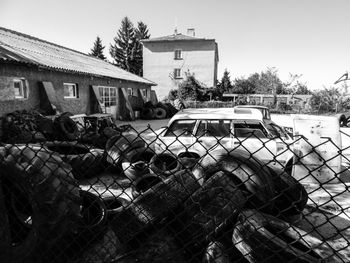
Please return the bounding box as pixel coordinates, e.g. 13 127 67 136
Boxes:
0 27 156 120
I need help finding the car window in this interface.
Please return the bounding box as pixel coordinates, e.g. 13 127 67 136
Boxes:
267 123 287 138
234 121 268 138
196 120 231 137
164 120 196 137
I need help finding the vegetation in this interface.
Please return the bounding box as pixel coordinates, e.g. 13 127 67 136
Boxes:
110 17 150 76
89 36 106 60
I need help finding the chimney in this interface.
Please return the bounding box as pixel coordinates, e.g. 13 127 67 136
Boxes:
187 28 195 37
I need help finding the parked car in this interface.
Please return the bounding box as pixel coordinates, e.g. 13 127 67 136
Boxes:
154 108 292 169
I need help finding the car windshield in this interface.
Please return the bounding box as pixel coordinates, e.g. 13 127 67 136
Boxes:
164 119 196 137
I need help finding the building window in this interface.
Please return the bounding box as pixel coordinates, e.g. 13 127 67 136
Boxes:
99 86 116 107
64 83 79 98
174 49 182 60
127 88 133 96
14 79 28 99
174 68 182 79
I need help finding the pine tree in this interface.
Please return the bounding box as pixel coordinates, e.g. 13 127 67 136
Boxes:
89 36 106 60
132 21 151 76
110 17 137 73
218 69 233 94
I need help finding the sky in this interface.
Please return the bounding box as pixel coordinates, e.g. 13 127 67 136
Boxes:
1 0 350 90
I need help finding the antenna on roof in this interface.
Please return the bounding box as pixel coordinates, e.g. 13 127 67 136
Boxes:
174 17 178 35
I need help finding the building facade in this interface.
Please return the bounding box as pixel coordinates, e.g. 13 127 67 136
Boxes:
142 29 219 101
0 27 155 119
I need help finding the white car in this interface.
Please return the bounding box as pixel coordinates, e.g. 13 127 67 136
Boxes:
154 108 292 169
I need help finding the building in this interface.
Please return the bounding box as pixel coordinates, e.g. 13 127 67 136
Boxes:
0 27 156 120
142 28 219 101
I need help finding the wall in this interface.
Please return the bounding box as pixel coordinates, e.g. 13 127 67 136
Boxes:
0 62 152 117
143 40 218 101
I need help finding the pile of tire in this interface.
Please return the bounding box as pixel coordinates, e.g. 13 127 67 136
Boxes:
140 102 178 120
100 141 338 262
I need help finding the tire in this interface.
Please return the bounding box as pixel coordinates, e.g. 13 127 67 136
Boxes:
192 149 275 211
141 108 155 120
337 114 347 127
112 170 200 244
149 153 182 178
154 107 167 119
232 210 330 263
268 166 308 217
0 144 81 262
44 141 106 180
131 174 164 199
203 241 230 263
54 114 79 141
183 171 247 241
105 133 146 166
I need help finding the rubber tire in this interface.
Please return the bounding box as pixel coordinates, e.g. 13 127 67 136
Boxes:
192 149 275 211
232 210 326 263
149 152 182 178
0 144 81 263
54 114 79 141
44 141 105 180
131 174 164 199
337 114 347 127
183 171 247 241
112 170 200 244
141 108 155 120
105 133 146 166
154 107 167 119
268 166 308 217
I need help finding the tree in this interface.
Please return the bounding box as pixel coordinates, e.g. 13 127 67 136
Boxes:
89 36 106 60
110 17 137 73
232 77 256 94
133 21 151 76
310 87 340 113
218 69 233 94
178 73 205 101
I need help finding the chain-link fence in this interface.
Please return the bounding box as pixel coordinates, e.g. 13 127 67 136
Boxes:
0 112 349 263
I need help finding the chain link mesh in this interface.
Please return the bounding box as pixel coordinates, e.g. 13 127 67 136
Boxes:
0 112 349 263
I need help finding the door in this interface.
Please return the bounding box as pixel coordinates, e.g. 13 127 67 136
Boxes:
99 86 117 117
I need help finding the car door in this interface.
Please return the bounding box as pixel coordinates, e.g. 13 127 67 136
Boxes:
155 119 197 155
232 120 277 164
190 119 232 156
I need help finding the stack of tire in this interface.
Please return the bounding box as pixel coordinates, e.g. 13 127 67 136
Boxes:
140 102 178 120
100 137 337 262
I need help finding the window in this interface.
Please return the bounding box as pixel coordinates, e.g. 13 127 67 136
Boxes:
13 79 28 99
127 88 133 96
196 120 231 137
63 83 78 98
234 121 267 138
174 68 181 79
165 120 196 137
98 86 116 107
174 49 182 60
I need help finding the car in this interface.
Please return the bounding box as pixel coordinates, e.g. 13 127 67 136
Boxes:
154 108 292 169
233 105 293 139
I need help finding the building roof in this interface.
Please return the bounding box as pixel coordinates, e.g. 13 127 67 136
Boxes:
0 27 155 85
142 33 215 43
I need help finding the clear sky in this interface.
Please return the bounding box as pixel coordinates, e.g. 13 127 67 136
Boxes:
1 0 350 90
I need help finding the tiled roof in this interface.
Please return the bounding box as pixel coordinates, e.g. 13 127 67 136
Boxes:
0 27 155 85
142 33 214 42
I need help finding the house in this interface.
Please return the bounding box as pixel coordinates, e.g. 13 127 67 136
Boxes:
0 27 156 120
142 28 219 101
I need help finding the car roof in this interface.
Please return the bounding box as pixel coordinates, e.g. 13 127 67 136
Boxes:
169 108 263 122
234 105 269 110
